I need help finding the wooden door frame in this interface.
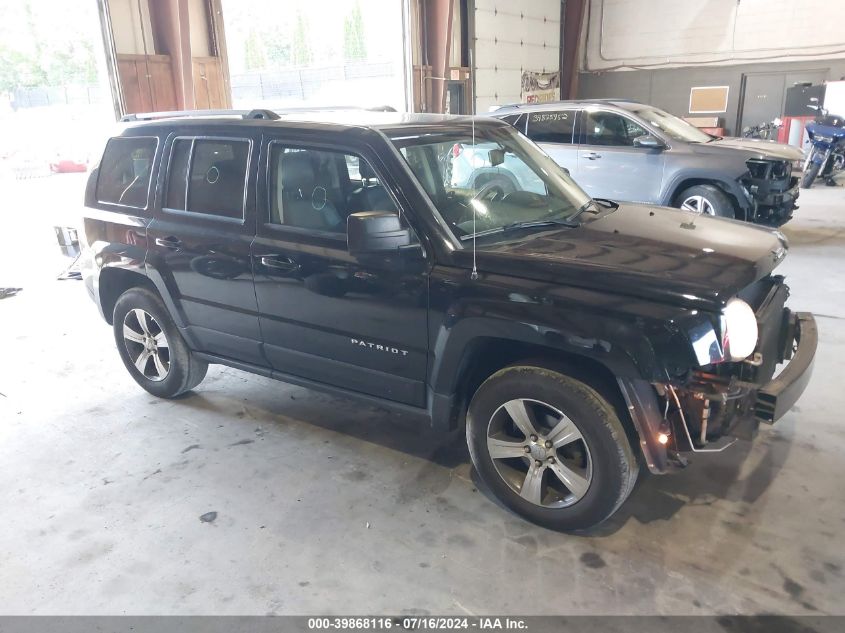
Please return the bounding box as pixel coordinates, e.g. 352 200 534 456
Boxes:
206 0 233 108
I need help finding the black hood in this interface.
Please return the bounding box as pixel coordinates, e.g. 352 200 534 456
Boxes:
458 204 788 310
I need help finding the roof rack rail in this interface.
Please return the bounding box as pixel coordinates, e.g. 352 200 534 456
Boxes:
120 108 280 123
270 104 398 113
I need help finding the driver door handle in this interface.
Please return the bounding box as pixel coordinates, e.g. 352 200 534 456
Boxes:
155 236 182 249
582 151 602 160
260 255 300 273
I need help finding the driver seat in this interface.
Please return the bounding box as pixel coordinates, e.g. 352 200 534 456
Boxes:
276 152 343 231
349 159 396 213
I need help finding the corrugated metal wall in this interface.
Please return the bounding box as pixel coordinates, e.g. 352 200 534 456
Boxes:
473 0 561 112
584 0 845 71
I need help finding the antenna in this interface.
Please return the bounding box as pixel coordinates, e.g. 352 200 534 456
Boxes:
470 49 479 282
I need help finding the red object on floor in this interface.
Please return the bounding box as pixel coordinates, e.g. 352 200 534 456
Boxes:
49 159 88 173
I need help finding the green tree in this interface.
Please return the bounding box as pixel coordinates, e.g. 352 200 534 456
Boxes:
44 41 97 85
0 0 98 92
0 44 51 92
243 28 267 71
22 0 47 85
263 25 292 67
292 11 312 66
343 3 367 61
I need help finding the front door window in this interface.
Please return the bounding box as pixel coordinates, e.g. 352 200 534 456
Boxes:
583 112 648 147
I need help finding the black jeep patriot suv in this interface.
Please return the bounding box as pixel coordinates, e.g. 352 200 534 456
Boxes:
82 109 817 530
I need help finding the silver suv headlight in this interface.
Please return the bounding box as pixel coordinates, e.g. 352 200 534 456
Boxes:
722 298 758 361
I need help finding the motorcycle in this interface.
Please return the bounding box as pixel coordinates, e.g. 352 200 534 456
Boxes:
801 106 845 189
742 117 782 140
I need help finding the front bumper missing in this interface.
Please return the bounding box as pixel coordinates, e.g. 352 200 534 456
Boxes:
745 176 800 224
754 311 817 423
619 311 817 474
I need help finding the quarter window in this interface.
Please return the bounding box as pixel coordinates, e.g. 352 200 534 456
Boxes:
96 137 157 209
583 111 648 147
268 145 398 234
499 113 526 134
165 138 250 219
525 111 575 144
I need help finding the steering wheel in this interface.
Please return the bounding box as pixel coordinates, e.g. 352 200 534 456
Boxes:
471 181 506 204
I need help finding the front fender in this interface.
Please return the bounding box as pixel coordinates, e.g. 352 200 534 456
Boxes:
428 313 650 396
427 267 707 396
660 168 749 210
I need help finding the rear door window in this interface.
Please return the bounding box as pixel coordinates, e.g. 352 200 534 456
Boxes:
96 137 158 209
164 137 251 220
525 111 576 144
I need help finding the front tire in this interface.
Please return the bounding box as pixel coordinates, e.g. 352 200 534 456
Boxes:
801 159 821 189
466 365 639 531
113 287 208 398
675 184 735 218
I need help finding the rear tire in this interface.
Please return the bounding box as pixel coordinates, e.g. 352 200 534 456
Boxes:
113 287 208 398
466 365 639 531
675 184 734 218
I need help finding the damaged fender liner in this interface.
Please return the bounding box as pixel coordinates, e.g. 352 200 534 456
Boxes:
617 377 668 474
617 313 816 473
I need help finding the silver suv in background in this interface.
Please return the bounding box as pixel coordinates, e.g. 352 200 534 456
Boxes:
492 100 804 226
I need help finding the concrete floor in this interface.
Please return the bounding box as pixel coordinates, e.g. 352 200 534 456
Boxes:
1 174 844 615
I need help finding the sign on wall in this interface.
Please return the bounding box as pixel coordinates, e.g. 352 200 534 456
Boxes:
521 70 560 104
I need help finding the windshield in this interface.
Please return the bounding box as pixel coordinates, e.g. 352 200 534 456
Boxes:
388 124 592 242
628 105 713 143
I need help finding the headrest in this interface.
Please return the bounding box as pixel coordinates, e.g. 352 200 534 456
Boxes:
358 159 377 181
280 152 316 191
206 159 238 182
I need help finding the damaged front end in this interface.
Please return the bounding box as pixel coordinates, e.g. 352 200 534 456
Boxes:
620 275 817 473
741 159 801 226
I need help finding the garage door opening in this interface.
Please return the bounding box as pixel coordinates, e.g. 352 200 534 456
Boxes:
221 0 407 111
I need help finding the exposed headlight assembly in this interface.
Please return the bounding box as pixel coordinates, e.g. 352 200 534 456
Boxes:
722 298 758 361
746 159 770 179
746 158 792 179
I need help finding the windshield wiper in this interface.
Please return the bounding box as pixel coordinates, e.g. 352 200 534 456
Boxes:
460 218 578 241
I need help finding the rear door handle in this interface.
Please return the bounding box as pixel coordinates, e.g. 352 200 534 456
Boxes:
260 255 300 272
582 151 602 160
155 236 182 249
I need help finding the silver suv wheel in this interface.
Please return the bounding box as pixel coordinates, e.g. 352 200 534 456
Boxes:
122 308 170 381
486 398 593 508
680 194 715 215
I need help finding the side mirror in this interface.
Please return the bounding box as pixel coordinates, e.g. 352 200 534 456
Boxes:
633 134 666 149
347 211 411 254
